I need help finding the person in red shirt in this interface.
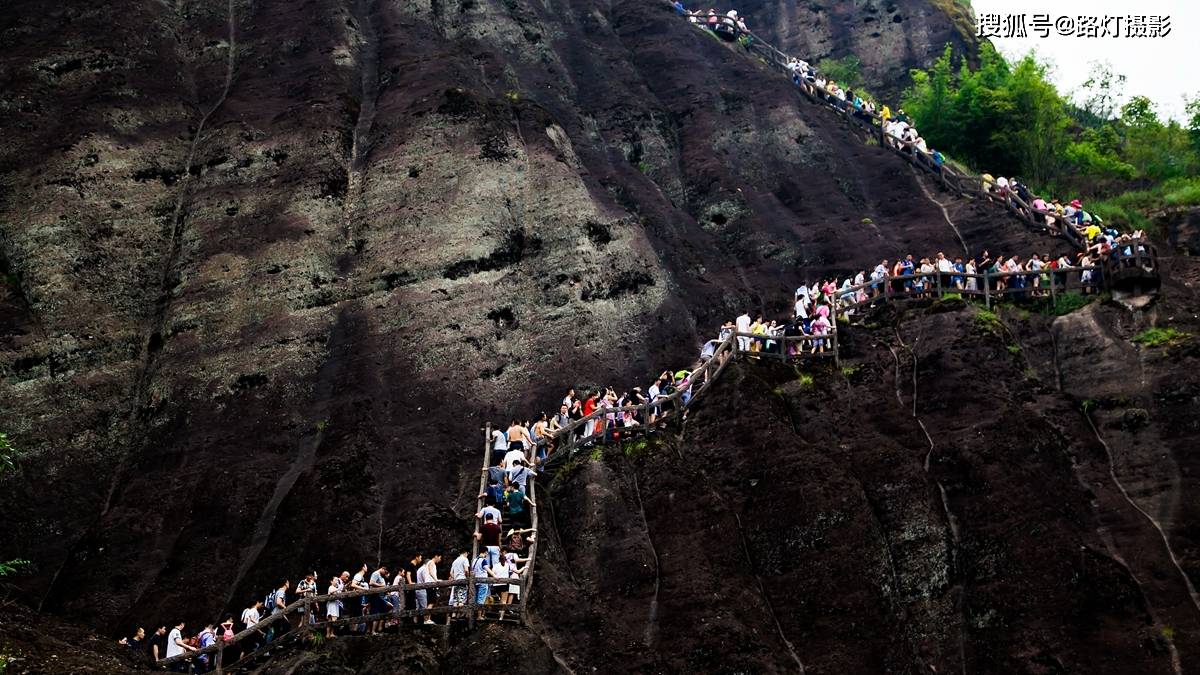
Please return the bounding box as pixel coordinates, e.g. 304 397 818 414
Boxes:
581 391 598 440
475 513 503 569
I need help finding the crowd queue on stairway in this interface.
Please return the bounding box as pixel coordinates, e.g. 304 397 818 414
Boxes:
672 2 1151 259
119 477 539 671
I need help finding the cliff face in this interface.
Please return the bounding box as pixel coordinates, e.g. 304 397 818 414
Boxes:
2 0 1199 672
737 0 978 100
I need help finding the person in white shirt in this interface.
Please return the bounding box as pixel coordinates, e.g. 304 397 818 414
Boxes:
165 621 195 663
734 311 752 352
478 501 502 525
449 550 471 612
502 446 527 471
415 556 443 625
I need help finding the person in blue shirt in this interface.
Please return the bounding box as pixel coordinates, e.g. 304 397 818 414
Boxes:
469 551 493 620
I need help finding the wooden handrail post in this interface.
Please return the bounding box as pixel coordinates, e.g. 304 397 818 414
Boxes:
215 642 224 675
983 270 991 309
467 572 477 630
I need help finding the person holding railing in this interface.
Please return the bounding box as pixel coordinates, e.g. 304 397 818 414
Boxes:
810 312 832 354
196 622 217 674
449 549 471 616
165 620 196 672
297 572 318 626
368 565 391 634
952 257 965 289
469 550 494 620
349 565 370 633
325 574 343 638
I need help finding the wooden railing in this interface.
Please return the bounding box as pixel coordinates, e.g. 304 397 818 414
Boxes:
541 326 837 459
834 265 1104 312
157 576 517 672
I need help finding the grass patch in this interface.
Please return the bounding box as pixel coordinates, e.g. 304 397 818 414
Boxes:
974 308 1003 336
1007 344 1022 354
588 447 603 462
841 364 861 378
798 373 814 387
1042 292 1095 316
1087 176 1200 240
1131 327 1190 348
623 438 650 457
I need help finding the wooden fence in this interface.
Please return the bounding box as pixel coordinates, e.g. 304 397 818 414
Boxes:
157 575 518 672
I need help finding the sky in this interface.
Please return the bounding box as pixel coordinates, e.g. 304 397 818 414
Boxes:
970 0 1196 121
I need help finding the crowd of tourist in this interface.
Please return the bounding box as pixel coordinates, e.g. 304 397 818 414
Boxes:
118 453 541 671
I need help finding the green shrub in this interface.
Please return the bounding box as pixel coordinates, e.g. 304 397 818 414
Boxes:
1131 327 1190 348
1043 292 1095 316
1007 344 1021 354
974 308 1003 335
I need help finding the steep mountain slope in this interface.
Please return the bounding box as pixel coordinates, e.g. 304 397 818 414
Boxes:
3 0 1197 672
737 0 978 100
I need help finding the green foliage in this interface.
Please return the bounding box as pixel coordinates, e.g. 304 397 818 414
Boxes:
1088 177 1200 239
1062 140 1137 181
1043 292 1095 316
304 629 325 647
840 364 861 378
504 90 520 102
904 44 1200 226
817 55 862 88
1006 344 1022 355
1131 327 1190 348
637 161 650 174
904 44 1068 185
973 308 1003 335
798 373 814 388
0 558 30 578
623 438 650 457
0 433 16 477
588 447 603 462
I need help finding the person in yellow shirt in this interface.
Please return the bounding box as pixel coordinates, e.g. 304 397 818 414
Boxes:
1085 223 1101 241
